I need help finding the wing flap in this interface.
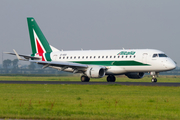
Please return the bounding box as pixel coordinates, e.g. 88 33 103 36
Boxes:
29 60 88 68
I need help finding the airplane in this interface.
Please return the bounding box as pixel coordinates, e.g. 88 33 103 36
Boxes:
5 17 176 83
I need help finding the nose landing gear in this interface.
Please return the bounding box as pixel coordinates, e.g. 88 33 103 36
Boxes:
151 78 157 83
150 72 158 83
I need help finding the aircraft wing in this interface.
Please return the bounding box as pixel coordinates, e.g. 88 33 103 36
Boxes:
29 60 88 73
30 60 88 68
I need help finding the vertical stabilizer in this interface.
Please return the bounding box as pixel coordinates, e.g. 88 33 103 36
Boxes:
27 17 52 54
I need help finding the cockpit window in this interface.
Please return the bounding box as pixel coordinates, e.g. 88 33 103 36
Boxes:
159 54 168 57
153 54 158 58
153 53 168 58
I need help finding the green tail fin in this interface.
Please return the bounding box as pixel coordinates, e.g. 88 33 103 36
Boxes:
27 17 52 54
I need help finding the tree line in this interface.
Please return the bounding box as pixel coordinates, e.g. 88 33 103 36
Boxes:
1 59 67 75
3 59 36 70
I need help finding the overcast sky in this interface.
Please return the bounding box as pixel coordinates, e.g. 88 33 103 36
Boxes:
1 0 180 66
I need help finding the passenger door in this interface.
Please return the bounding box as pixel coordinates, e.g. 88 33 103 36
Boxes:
53 54 58 61
142 53 148 64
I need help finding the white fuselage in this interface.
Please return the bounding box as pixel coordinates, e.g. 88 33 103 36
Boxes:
49 49 176 75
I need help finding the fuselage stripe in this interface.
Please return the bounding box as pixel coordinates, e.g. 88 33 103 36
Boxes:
72 61 150 66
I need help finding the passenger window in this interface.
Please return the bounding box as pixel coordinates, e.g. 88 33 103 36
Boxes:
90 56 92 59
134 55 136 58
86 56 88 59
114 56 116 58
78 56 80 59
122 56 124 58
102 56 104 58
67 57 68 59
94 56 96 59
126 56 128 58
59 57 61 59
106 56 108 58
110 56 112 58
98 56 100 58
63 57 65 59
82 56 84 59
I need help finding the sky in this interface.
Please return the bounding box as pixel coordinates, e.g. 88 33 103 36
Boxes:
0 0 180 66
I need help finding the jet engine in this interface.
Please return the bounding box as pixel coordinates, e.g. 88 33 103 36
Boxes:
125 72 144 79
85 66 106 78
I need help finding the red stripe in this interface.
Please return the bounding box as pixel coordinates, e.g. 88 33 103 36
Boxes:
38 53 45 61
36 39 44 53
36 39 45 61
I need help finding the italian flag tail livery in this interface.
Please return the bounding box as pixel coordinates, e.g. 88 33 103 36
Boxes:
27 17 52 61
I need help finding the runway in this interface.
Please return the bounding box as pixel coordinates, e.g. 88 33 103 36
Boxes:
0 81 180 86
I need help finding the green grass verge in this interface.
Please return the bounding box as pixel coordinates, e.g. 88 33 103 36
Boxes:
0 75 180 82
0 84 180 119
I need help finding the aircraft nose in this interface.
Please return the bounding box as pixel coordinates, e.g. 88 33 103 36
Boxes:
165 60 177 70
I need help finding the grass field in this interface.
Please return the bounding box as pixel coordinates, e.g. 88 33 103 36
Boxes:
0 75 180 82
0 84 180 120
0 76 180 119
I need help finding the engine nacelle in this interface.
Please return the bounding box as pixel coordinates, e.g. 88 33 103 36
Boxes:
85 66 106 78
125 72 144 79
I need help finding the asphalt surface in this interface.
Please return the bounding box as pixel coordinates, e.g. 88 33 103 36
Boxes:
0 81 180 86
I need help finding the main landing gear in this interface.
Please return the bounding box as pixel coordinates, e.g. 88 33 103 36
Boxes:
107 75 116 82
80 75 116 82
81 75 90 82
150 72 158 83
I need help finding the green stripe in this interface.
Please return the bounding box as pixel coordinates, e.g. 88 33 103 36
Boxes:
45 53 52 61
27 18 37 54
73 61 150 66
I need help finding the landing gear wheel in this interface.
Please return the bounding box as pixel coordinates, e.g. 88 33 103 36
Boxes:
81 75 90 82
154 78 157 82
150 72 158 83
151 78 157 83
107 75 116 82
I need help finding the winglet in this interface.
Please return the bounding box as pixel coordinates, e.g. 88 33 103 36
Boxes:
13 49 27 61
